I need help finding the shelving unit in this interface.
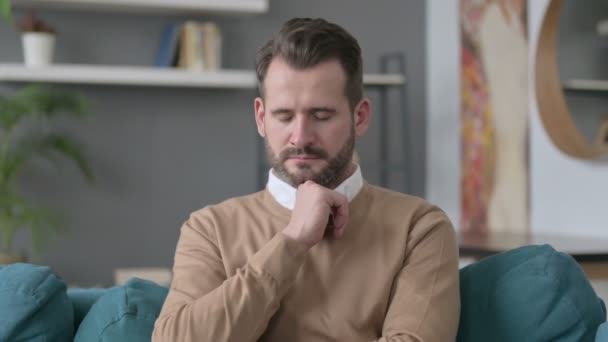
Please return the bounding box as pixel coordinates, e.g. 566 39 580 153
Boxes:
2 1 414 194
12 0 269 15
0 64 406 88
563 79 608 92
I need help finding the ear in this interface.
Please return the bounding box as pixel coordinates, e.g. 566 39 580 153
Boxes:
254 97 266 137
353 98 371 137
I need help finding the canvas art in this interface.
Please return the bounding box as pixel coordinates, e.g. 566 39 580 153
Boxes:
460 0 529 234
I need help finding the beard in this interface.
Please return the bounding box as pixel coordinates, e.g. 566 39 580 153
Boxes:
266 127 355 189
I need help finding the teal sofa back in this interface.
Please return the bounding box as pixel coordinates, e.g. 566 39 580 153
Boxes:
458 245 607 342
0 263 74 342
1 244 607 341
73 278 168 341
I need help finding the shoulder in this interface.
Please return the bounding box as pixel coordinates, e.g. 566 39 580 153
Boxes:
185 191 266 234
362 184 454 233
364 184 439 215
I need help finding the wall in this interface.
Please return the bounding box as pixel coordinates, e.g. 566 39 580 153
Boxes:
426 0 608 238
0 1 427 285
425 0 461 226
529 0 608 238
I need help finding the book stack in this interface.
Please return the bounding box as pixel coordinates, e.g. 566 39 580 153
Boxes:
155 21 222 71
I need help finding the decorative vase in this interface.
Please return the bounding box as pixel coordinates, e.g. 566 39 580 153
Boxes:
22 32 56 67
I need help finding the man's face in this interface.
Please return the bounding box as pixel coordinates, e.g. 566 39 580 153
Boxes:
254 57 370 188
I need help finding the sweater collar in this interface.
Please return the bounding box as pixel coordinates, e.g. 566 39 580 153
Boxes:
266 165 364 210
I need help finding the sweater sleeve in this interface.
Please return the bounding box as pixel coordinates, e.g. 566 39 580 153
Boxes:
152 210 309 342
374 206 461 342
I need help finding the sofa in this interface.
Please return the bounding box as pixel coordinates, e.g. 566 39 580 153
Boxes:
1 244 607 342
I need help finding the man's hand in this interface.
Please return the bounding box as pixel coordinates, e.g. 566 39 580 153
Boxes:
283 180 349 249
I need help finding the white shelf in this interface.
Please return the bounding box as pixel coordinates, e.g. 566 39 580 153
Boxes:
363 73 406 86
12 0 269 15
0 64 256 88
563 79 608 92
0 64 406 89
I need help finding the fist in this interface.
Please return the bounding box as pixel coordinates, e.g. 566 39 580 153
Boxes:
282 181 349 249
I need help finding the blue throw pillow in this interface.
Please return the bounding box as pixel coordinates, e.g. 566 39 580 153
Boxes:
0 263 74 341
458 245 606 342
74 278 168 342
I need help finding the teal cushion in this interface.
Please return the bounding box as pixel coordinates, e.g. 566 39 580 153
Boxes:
74 278 168 342
597 322 608 342
0 263 74 341
67 287 112 332
458 245 606 342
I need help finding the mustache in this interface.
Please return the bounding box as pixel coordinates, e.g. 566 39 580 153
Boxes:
279 146 329 161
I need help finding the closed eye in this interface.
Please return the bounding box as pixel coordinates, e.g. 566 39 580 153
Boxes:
271 108 294 123
277 115 293 123
314 113 332 121
310 107 337 121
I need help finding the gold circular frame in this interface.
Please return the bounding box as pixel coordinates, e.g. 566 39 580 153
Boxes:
535 0 608 159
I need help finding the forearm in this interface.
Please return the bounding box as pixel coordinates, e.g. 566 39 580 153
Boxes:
378 207 460 342
153 263 280 341
153 232 308 342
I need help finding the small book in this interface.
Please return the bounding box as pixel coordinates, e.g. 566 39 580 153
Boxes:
200 22 222 71
178 21 203 70
177 21 222 71
155 23 181 67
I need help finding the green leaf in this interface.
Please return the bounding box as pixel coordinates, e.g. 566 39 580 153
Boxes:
21 84 89 118
0 84 93 255
0 95 31 131
0 189 65 257
0 189 27 254
0 84 90 131
0 133 95 185
0 0 12 25
25 207 64 258
0 139 35 185
45 134 95 183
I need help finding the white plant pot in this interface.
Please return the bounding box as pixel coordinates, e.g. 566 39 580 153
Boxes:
22 32 56 67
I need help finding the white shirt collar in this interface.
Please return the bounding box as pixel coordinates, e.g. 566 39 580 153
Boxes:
266 165 364 210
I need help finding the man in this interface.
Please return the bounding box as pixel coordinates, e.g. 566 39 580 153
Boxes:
153 18 460 342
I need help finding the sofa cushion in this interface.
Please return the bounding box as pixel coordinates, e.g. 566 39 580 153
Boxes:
67 287 112 332
0 263 74 341
597 322 608 342
457 244 606 342
74 278 168 342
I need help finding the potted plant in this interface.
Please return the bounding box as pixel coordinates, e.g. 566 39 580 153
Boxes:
0 0 56 66
0 84 93 264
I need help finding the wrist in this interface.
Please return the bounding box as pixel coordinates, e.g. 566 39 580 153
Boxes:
282 226 313 250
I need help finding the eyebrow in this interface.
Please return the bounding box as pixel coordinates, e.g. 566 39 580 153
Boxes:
270 108 293 116
270 106 337 116
306 107 337 115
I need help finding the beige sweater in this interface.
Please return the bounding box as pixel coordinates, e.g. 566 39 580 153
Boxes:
152 183 460 342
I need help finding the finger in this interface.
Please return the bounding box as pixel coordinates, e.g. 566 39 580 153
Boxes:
328 192 349 232
333 218 345 239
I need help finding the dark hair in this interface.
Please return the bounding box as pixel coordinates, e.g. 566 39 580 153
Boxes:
255 18 363 110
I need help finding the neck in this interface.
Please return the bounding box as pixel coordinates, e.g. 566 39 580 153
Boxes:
329 162 357 189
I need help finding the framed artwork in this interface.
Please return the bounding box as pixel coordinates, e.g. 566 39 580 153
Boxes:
460 0 529 234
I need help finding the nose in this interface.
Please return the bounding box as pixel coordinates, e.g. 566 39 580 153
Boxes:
289 115 315 148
